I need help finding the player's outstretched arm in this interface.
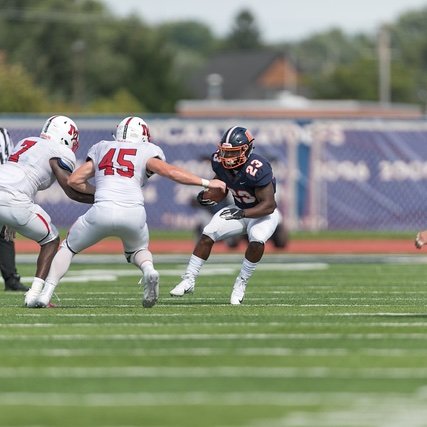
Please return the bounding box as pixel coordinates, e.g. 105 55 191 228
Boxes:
147 157 226 191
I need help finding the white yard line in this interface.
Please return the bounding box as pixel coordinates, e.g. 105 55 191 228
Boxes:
1 347 427 357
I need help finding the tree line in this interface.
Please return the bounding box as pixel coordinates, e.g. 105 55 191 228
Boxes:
0 0 426 113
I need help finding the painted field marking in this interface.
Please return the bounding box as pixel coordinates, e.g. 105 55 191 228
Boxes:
1 347 427 357
19 263 328 283
2 332 427 340
1 366 427 379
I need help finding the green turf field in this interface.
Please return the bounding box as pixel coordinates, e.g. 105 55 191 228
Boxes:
1 255 427 427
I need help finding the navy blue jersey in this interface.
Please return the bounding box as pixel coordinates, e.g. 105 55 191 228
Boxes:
211 151 276 209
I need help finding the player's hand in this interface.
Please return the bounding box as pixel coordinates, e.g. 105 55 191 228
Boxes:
196 190 217 207
220 208 245 220
415 231 427 249
208 179 226 192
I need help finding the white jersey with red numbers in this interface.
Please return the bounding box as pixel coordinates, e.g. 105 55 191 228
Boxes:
0 135 75 245
65 139 166 255
87 139 166 206
0 136 75 205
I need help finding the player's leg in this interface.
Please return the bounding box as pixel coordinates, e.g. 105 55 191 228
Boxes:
30 240 76 308
230 209 280 305
31 206 107 308
119 208 159 308
0 208 32 291
170 206 245 297
9 205 61 306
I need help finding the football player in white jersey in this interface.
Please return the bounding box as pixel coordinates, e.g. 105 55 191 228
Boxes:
26 116 226 309
0 128 28 291
0 116 94 305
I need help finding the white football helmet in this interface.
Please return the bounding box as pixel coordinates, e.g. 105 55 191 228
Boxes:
40 115 79 152
115 116 151 143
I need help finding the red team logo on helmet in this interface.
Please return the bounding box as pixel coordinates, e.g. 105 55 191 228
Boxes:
40 115 80 152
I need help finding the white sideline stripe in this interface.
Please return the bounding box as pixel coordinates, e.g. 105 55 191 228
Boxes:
16 312 427 319
1 366 427 379
4 321 427 328
0 391 413 407
18 301 424 308
1 347 427 357
2 332 427 340
20 263 328 283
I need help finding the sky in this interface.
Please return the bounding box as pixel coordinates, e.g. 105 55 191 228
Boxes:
101 0 427 43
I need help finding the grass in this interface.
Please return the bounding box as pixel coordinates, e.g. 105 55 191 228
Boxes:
1 256 427 426
15 229 416 242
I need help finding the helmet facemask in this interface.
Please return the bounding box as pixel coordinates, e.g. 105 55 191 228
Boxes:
218 126 255 169
219 143 250 169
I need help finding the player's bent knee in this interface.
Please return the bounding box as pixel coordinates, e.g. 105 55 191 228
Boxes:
199 233 216 246
199 230 217 243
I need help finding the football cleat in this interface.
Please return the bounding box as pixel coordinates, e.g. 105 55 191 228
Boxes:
142 269 159 308
4 274 29 292
34 283 57 308
170 274 195 297
230 276 247 305
24 282 45 308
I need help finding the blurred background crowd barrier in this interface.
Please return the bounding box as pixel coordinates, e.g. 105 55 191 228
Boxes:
2 116 427 232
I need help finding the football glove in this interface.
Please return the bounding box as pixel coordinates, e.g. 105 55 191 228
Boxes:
220 208 245 220
196 190 217 207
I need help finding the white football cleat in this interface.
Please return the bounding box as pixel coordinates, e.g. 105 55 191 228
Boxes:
230 276 247 305
25 282 44 308
142 269 159 308
34 283 56 308
170 274 195 297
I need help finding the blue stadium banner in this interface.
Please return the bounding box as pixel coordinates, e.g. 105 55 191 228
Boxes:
2 117 427 231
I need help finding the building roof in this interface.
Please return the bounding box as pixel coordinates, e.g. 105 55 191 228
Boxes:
188 50 290 100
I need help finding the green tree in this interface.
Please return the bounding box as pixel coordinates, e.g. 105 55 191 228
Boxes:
158 20 216 53
222 9 263 50
390 8 427 104
0 0 184 112
0 59 50 112
85 88 145 113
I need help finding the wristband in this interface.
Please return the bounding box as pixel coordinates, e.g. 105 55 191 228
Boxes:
201 178 210 188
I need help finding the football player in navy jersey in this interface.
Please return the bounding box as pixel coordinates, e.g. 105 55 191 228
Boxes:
170 126 281 305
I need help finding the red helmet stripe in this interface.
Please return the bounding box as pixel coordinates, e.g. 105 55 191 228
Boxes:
122 117 134 140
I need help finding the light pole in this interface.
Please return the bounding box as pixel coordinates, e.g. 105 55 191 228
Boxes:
72 39 86 108
378 24 391 106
